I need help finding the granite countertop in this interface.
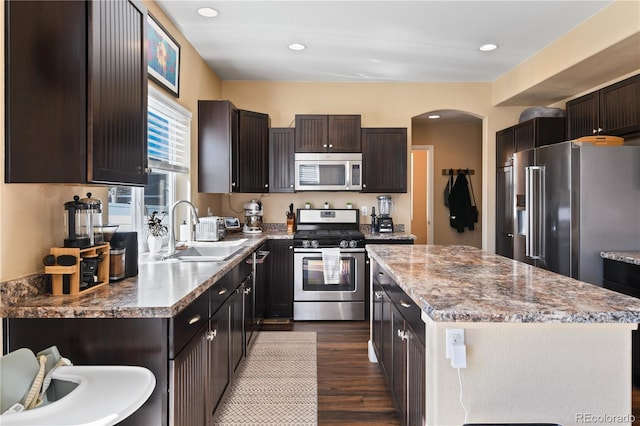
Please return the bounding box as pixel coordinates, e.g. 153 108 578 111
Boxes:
600 251 640 265
367 244 640 324
1 234 271 319
362 231 416 241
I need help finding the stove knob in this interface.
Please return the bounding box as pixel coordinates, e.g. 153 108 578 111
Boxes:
302 240 310 249
349 240 358 248
339 240 348 248
311 240 319 248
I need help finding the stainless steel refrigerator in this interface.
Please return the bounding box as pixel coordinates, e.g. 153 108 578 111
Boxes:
513 141 640 286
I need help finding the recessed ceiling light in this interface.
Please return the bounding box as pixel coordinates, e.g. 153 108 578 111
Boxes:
428 115 441 119
288 43 306 51
197 7 218 18
479 43 498 52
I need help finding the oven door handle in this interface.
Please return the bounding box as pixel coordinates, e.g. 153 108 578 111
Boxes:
293 248 365 254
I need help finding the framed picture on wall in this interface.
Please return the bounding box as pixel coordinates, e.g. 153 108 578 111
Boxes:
146 13 180 97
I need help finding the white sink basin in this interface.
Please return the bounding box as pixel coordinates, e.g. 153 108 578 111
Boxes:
0 365 155 426
166 238 248 261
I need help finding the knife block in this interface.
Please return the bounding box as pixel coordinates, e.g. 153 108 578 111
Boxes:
45 244 110 295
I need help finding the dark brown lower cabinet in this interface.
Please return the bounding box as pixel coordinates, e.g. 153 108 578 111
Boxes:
265 240 294 318
170 323 208 425
3 254 253 425
603 259 640 387
371 260 426 425
208 300 231 419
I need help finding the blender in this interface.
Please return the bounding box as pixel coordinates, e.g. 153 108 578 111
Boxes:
376 195 394 233
243 199 263 234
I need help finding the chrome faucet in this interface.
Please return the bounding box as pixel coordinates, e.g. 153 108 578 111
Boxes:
168 200 200 256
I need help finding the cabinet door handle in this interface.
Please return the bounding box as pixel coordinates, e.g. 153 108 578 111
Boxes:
397 329 408 341
188 314 202 325
288 246 293 250
218 288 228 295
144 167 152 175
329 144 333 148
264 183 268 188
363 184 367 188
244 287 252 295
374 291 383 300
232 182 237 187
323 144 328 148
290 184 294 188
399 300 411 308
206 329 217 341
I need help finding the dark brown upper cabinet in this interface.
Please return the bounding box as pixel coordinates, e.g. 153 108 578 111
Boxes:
566 74 640 139
295 114 361 153
5 0 148 185
269 128 295 193
496 127 515 167
513 117 566 152
199 101 270 193
361 128 407 193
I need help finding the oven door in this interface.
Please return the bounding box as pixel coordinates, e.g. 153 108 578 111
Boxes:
294 249 365 301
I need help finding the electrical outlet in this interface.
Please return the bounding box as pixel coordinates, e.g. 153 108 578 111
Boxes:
445 328 465 359
361 206 368 216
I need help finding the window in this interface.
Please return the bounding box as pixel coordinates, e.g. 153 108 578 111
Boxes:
108 86 192 250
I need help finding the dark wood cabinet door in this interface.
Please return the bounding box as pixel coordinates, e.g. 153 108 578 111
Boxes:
269 128 295 192
237 110 270 193
265 240 294 318
230 285 245 372
362 128 407 193
295 115 329 152
5 0 147 185
208 303 231 419
199 100 236 193
406 325 426 426
295 114 361 152
566 92 600 139
514 120 535 152
89 0 148 185
599 74 640 136
496 127 515 167
171 327 207 426
328 115 362 152
391 306 407 423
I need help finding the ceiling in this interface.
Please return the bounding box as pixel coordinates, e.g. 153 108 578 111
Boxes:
157 0 616 85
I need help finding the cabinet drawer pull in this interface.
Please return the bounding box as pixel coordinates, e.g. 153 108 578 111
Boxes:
329 144 333 148
399 300 412 308
323 144 328 148
218 288 228 295
188 314 202 325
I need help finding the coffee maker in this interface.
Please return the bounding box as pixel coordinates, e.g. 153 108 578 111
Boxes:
243 199 263 234
376 195 394 233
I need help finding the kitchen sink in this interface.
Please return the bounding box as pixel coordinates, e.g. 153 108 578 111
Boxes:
164 239 248 262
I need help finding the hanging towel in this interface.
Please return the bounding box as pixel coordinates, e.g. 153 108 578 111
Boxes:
321 248 341 284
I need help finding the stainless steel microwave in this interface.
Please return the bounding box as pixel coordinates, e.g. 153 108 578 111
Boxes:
294 153 362 191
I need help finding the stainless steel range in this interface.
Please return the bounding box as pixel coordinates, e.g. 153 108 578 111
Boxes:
293 209 365 321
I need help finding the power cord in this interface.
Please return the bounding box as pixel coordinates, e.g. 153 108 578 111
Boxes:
457 367 469 423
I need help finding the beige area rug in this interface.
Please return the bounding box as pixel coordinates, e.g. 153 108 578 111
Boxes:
213 331 318 425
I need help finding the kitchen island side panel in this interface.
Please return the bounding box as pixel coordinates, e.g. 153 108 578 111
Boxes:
424 319 634 426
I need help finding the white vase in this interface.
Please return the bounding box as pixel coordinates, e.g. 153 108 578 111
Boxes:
147 235 164 253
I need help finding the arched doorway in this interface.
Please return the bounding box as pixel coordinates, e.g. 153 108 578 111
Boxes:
411 110 483 247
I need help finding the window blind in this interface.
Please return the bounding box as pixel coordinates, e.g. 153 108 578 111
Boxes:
147 86 192 174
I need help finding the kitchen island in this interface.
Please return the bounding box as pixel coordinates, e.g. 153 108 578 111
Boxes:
367 244 640 426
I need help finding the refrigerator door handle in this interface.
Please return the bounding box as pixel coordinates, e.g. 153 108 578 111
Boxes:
526 166 544 260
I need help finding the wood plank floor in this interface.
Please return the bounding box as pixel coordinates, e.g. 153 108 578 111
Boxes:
266 320 640 426
265 320 400 425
